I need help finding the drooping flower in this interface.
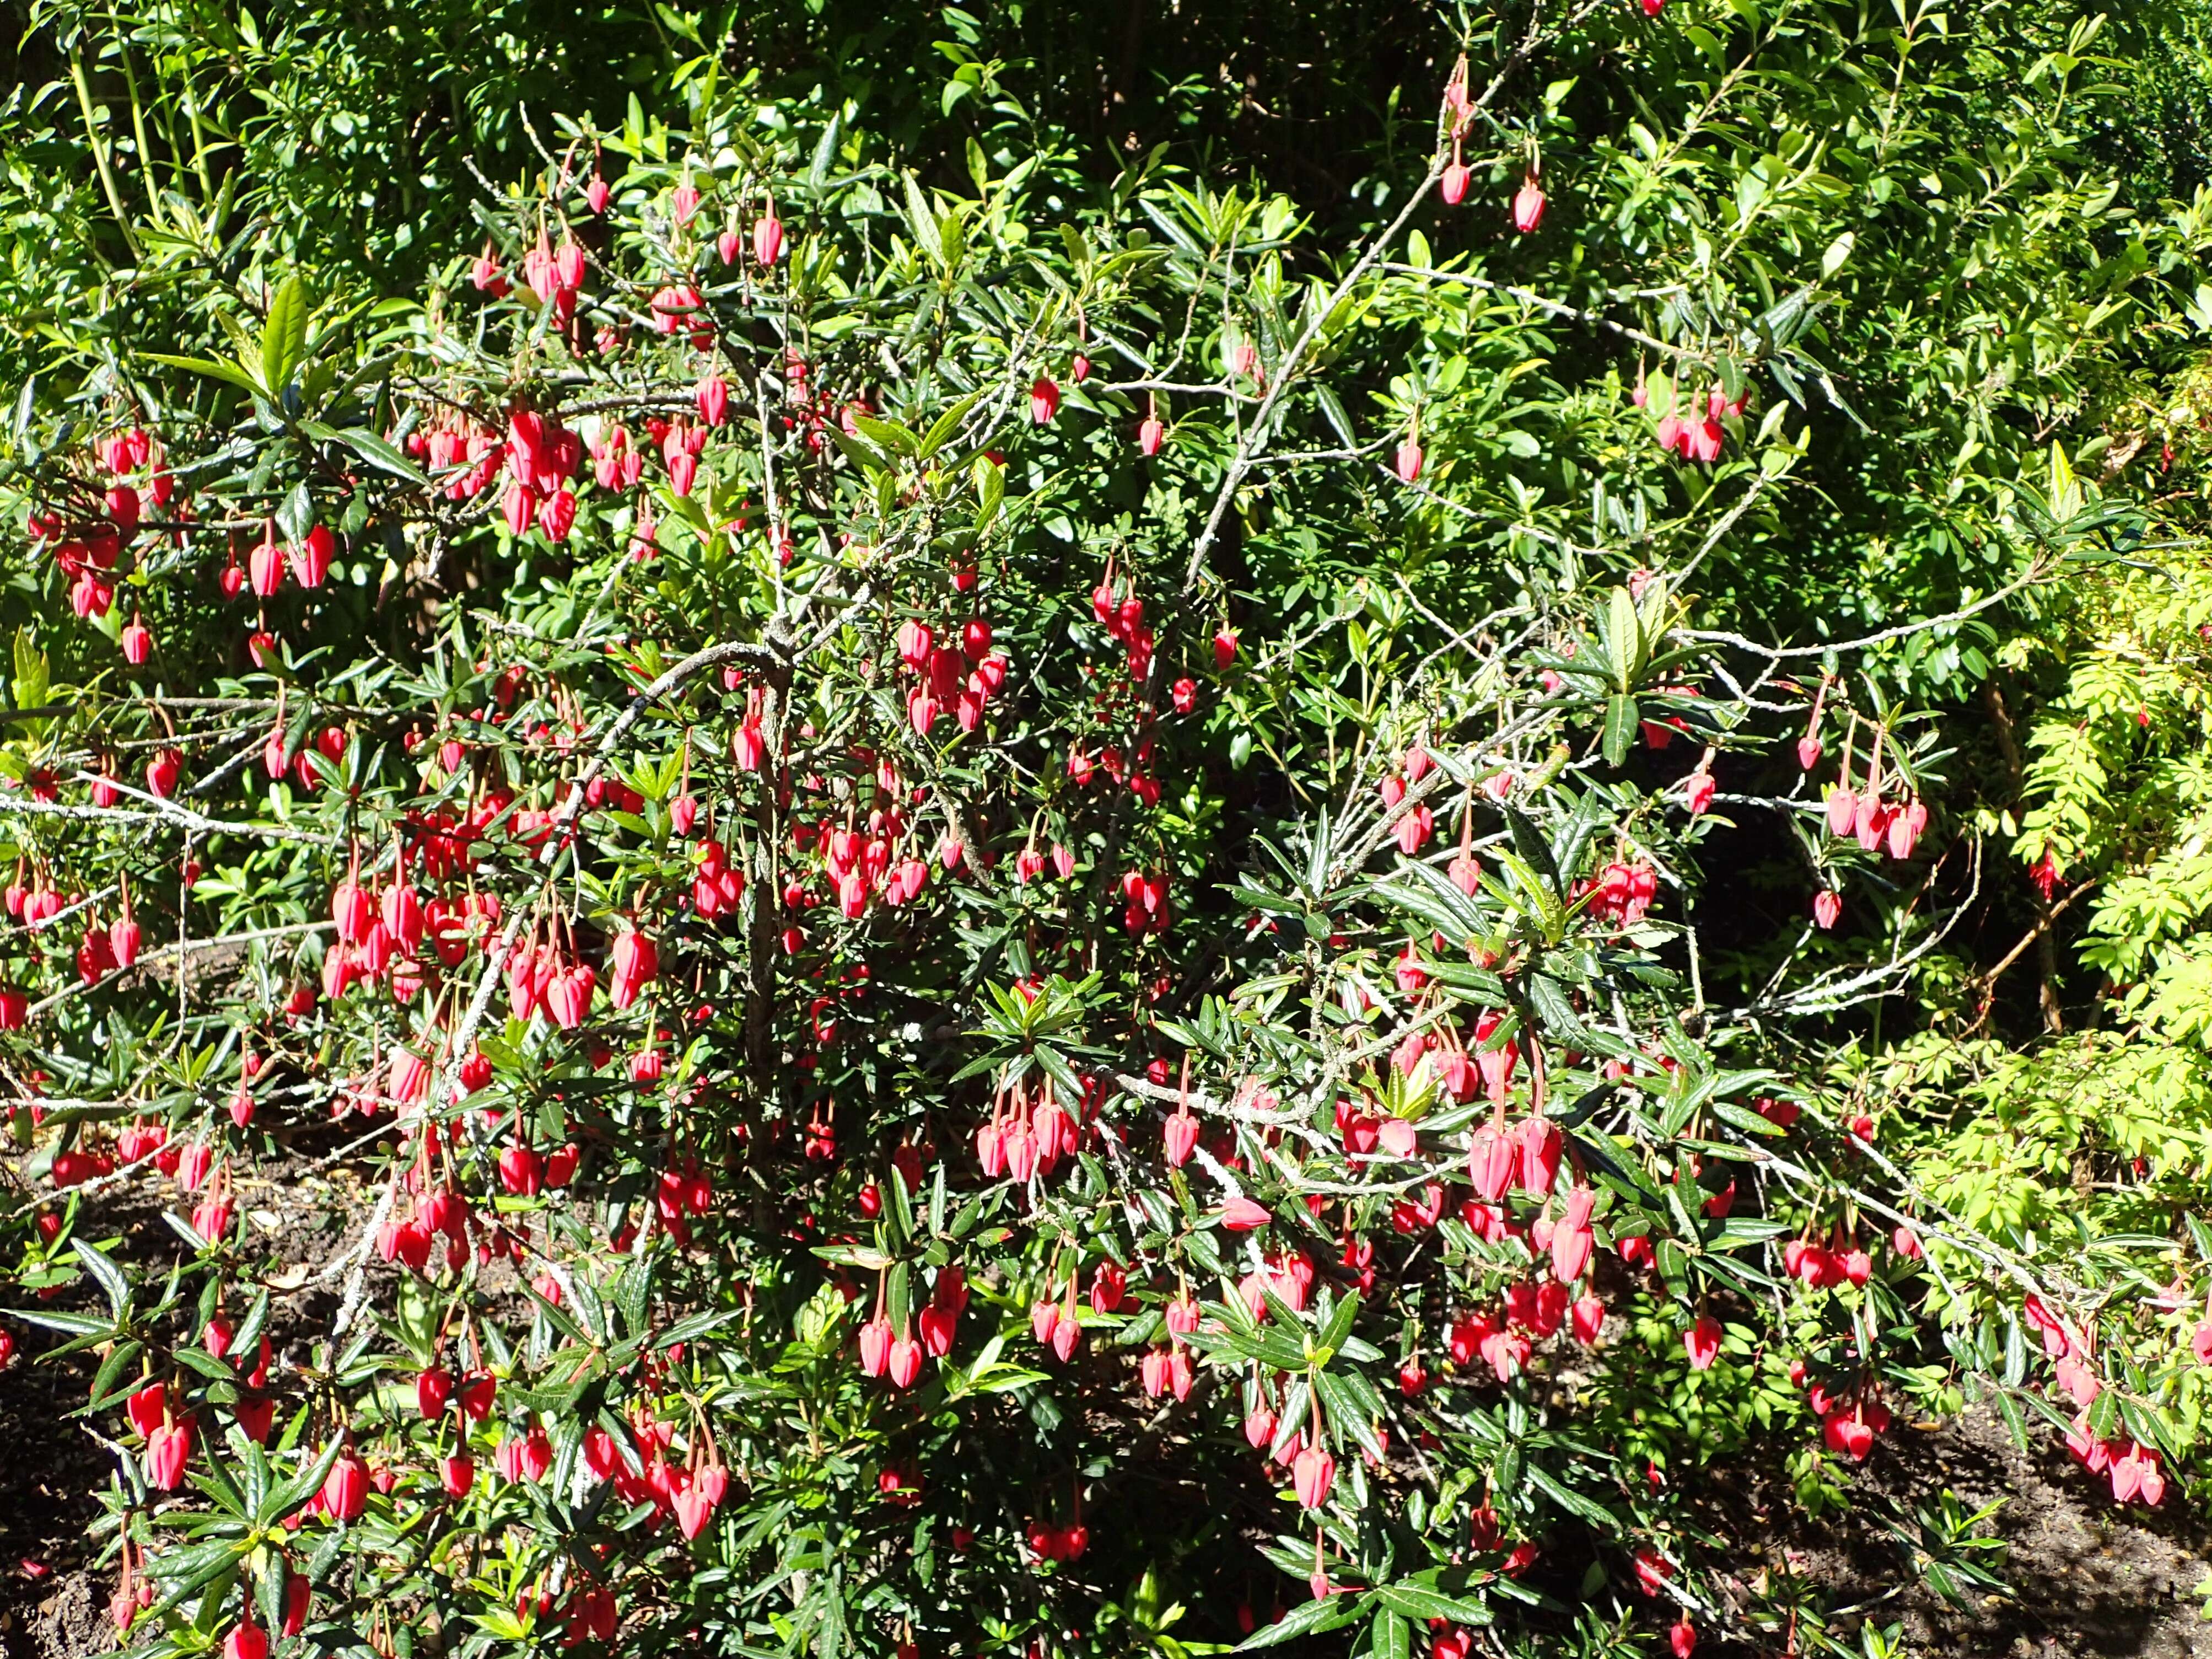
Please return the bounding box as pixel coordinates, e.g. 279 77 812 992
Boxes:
754 207 785 267
1683 1314 1723 1371
322 1443 369 1520
1219 1196 1271 1231
1395 434 1424 484
1291 1443 1336 1510
1511 176 1547 233
1163 1104 1199 1167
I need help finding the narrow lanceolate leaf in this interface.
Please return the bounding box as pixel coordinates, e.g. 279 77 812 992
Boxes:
5 1307 112 1336
264 1437 346 1524
1375 1584 1493 1625
142 351 265 396
1237 1592 1368 1649
261 271 310 394
1314 1369 1386 1465
332 423 427 485
71 1238 130 1318
1606 586 1641 691
1602 694 1639 766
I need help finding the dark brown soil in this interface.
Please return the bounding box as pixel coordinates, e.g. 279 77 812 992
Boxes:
1717 1406 2210 1658
0 1139 373 1658
0 1340 115 1658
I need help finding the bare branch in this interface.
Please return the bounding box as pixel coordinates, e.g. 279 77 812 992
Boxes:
1680 562 2048 660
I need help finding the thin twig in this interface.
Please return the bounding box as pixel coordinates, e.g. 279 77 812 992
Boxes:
1682 563 2049 660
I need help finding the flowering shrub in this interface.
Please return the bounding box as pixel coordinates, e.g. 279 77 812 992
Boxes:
3 5 2211 1658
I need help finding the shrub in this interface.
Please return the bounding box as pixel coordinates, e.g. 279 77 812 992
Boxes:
2 6 2209 1658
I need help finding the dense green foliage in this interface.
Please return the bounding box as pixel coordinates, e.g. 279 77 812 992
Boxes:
0 2 2209 1657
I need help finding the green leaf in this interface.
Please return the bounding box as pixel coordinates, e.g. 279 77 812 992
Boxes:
1503 807 1559 893
1375 1585 1492 1625
142 351 265 397
71 1239 130 1319
1602 695 1639 767
885 1150 915 1245
1525 1463 1618 1529
276 480 314 544
85 1338 145 1412
973 453 1005 528
262 272 310 395
902 175 944 265
1316 385 1357 448
1237 1592 1368 1649
654 1309 733 1349
12 628 49 720
850 413 921 457
1314 1369 1386 1465
1373 860 1488 940
1525 973 1590 1043
824 422 894 473
192 1435 250 1517
174 1346 238 1381
807 115 842 188
265 1437 346 1523
919 389 984 459
1606 587 1640 691
1034 1042 1084 1102
327 423 426 485
145 1537 247 1617
5 1306 111 1336
232 1289 272 1359
1315 1289 1359 1361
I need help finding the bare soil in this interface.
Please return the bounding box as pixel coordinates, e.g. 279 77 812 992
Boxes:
0 1137 372 1658
1707 1406 2211 1658
1860 1410 2204 1656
